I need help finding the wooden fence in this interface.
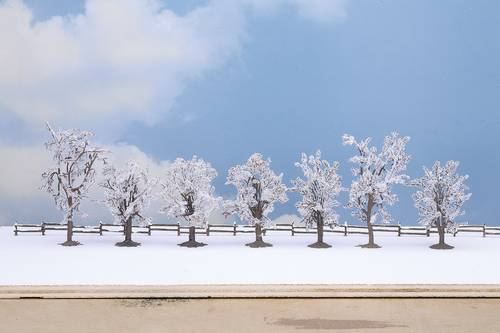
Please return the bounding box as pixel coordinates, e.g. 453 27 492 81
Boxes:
12 222 500 237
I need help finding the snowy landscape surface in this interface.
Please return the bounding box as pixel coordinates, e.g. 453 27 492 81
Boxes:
1 226 499 285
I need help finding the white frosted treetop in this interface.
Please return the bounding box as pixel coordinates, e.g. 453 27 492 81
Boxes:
343 132 410 224
292 150 342 228
41 124 106 219
160 156 220 227
101 161 155 225
412 160 471 231
225 153 288 226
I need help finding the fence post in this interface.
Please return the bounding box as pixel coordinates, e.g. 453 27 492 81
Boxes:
426 228 430 237
344 223 347 236
483 224 486 238
291 222 294 236
99 222 103 236
177 223 180 236
233 222 236 236
148 224 151 236
14 224 18 236
206 224 210 236
397 224 401 237
41 222 46 236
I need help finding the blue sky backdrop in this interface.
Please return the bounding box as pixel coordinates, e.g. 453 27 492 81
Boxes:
0 0 499 226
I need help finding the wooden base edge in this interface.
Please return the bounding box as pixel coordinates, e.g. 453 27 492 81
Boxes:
1 284 500 299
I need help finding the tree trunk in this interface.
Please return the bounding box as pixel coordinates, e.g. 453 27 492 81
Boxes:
245 223 272 248
125 219 132 241
359 195 381 249
430 216 454 250
60 198 80 246
308 213 331 248
116 217 140 247
318 221 324 243
179 226 206 248
190 227 195 241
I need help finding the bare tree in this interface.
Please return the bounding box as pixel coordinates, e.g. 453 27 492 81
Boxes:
41 123 106 246
100 161 155 247
292 150 342 248
160 156 220 247
343 132 410 248
411 161 471 250
224 153 288 248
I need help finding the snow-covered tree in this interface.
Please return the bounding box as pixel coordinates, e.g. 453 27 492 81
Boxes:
224 153 288 248
411 161 471 250
160 156 220 247
291 150 342 248
100 162 155 247
343 132 410 248
41 123 106 246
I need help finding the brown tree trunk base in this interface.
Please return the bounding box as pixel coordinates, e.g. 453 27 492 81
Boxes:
179 226 206 247
430 243 454 250
60 240 81 247
358 243 381 249
245 240 273 248
247 223 271 248
178 240 207 248
115 240 141 247
433 224 452 249
308 241 332 249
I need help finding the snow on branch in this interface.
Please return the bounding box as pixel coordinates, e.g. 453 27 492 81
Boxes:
41 123 107 221
159 156 221 227
411 160 471 232
224 153 288 226
291 150 342 228
343 132 411 224
100 161 156 226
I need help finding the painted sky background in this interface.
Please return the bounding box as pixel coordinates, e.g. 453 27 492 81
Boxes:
0 0 499 226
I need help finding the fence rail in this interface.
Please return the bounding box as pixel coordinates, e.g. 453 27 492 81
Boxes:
12 222 500 238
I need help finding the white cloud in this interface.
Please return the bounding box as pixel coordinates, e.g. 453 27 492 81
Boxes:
0 0 347 134
0 143 50 198
272 213 302 225
0 0 246 131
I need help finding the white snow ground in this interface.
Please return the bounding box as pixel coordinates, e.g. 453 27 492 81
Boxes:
1 226 499 285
